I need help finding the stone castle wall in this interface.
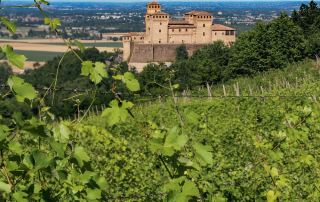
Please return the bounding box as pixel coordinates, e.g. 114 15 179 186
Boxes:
129 43 205 63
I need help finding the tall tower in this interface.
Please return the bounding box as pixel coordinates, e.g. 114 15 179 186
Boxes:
145 1 169 44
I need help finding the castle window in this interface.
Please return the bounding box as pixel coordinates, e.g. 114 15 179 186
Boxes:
186 29 188 31
159 40 161 44
159 29 161 33
179 29 181 32
160 22 162 25
182 40 184 43
148 27 150 31
203 32 205 36
203 24 206 27
172 29 174 32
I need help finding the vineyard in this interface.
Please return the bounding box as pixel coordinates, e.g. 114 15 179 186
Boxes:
81 60 320 201
1 0 320 201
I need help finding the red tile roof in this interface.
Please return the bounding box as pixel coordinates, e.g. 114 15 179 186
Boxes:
185 11 212 16
212 24 235 31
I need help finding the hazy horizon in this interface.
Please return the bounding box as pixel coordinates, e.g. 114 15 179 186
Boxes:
5 0 312 2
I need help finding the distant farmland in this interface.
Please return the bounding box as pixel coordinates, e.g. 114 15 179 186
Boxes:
15 50 62 61
40 42 123 48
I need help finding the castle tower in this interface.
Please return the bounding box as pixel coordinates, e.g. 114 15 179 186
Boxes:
185 11 213 44
145 1 169 44
146 1 161 14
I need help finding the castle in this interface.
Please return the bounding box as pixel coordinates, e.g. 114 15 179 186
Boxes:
123 1 236 70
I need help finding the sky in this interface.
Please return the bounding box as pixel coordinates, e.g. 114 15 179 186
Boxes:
7 0 311 2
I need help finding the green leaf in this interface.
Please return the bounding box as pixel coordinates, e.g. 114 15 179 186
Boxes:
7 76 37 102
44 17 61 30
50 140 66 158
95 176 108 190
13 192 28 202
81 61 108 84
193 143 213 166
172 84 180 89
53 123 70 143
182 180 200 197
8 141 23 155
81 61 92 76
124 72 140 92
101 100 134 126
0 125 9 141
22 154 34 169
0 17 16 33
32 151 52 169
270 167 279 178
266 190 277 202
164 127 188 151
86 189 101 200
1 45 26 69
0 181 11 193
74 146 90 167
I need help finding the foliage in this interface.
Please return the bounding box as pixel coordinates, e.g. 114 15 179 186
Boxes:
138 63 171 95
176 44 189 61
292 0 320 57
0 62 12 83
228 13 306 77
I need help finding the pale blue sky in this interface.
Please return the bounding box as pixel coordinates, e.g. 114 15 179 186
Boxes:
7 0 311 2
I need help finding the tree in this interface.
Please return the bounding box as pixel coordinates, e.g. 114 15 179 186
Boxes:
138 63 170 95
176 44 188 61
292 0 320 35
22 48 127 117
228 14 306 77
0 62 12 83
172 41 231 89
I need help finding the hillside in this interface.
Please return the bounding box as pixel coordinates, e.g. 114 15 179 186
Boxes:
74 60 320 201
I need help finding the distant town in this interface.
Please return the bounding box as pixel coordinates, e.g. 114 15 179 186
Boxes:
0 1 305 40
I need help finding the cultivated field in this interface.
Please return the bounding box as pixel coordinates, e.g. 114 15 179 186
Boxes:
0 39 123 72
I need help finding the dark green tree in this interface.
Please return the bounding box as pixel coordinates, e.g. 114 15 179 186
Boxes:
138 63 170 95
228 13 306 77
176 44 189 61
0 62 12 83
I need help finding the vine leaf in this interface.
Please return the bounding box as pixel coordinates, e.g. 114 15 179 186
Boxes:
8 141 23 155
13 192 28 202
124 72 140 92
32 151 52 170
0 181 11 193
53 123 70 143
164 127 188 151
101 100 134 126
1 45 26 69
0 125 9 141
0 17 16 33
86 189 101 200
182 180 200 197
81 61 108 84
193 143 213 166
44 17 61 30
7 76 37 102
266 190 278 202
74 146 90 167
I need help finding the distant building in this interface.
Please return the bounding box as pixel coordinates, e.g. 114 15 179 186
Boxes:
122 1 236 70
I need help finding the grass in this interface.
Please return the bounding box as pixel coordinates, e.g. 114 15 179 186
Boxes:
15 50 62 61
